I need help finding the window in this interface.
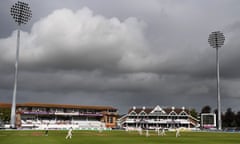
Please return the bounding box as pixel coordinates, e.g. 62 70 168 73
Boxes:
139 111 146 116
129 111 137 116
108 117 113 123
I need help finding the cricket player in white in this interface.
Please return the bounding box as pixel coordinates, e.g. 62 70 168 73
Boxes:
65 127 73 139
145 129 149 137
45 124 49 136
176 128 180 137
156 127 160 136
137 127 142 135
160 128 166 136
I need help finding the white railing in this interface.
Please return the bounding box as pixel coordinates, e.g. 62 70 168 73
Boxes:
20 119 106 130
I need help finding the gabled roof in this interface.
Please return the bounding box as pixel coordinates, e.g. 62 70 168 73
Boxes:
127 106 189 115
169 111 177 115
179 111 188 115
150 105 166 114
128 107 152 114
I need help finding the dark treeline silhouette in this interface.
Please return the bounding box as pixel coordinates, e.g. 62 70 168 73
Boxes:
201 105 240 128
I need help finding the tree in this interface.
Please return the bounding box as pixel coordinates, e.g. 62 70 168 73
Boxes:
189 108 198 119
235 111 240 127
222 108 236 127
201 105 211 113
0 108 11 122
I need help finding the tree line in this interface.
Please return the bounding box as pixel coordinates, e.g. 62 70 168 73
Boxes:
201 105 240 128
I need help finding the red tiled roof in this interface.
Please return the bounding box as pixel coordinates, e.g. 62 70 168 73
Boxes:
0 103 11 108
0 102 117 110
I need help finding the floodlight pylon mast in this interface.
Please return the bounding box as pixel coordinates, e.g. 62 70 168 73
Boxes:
10 1 32 128
208 31 225 130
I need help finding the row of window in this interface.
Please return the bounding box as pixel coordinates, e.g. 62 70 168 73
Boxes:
18 107 108 113
129 111 188 116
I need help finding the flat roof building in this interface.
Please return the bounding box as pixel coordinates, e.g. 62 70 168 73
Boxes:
0 102 118 130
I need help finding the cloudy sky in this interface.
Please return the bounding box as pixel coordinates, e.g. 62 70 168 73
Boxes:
1 0 240 114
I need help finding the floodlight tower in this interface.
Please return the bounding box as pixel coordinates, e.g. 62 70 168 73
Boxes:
10 1 32 128
208 31 225 130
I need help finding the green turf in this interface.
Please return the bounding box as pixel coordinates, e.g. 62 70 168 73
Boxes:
0 130 240 144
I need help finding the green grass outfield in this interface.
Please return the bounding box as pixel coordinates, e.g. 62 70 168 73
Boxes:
0 130 240 144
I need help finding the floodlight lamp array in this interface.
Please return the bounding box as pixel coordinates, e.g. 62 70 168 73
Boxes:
10 1 32 25
208 31 225 48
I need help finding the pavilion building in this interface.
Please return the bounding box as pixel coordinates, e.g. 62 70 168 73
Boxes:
0 102 118 130
119 105 199 129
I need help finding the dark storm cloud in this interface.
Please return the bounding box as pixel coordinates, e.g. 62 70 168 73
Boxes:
1 0 240 113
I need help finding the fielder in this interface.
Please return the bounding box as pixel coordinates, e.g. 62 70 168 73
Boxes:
176 128 180 137
160 128 166 136
44 124 49 136
145 129 150 137
65 127 73 139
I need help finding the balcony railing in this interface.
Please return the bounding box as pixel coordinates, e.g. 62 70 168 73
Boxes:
22 111 103 116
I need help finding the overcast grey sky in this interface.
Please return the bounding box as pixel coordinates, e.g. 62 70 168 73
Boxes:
1 0 240 114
